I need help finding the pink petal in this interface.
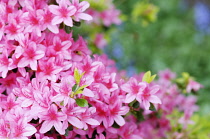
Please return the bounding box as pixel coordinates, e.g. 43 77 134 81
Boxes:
48 5 60 15
23 124 37 136
48 24 59 34
52 16 63 25
121 83 132 93
30 60 37 70
150 85 160 94
149 95 161 104
18 58 29 68
63 17 73 27
21 99 33 107
83 88 94 97
77 13 92 21
54 121 65 135
40 121 54 134
124 93 136 103
78 1 90 12
114 115 125 126
142 100 150 110
34 50 45 59
85 118 100 126
68 117 83 129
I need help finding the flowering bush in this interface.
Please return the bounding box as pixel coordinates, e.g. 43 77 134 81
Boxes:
0 0 202 138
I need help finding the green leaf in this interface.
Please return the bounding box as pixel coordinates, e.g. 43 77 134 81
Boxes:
64 25 71 34
60 101 64 106
72 84 79 92
74 68 81 85
75 98 88 107
73 20 81 27
112 121 120 129
133 101 140 109
73 68 85 85
149 103 156 111
142 71 156 83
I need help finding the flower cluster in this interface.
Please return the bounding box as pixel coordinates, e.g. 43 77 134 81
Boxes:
0 0 161 138
0 0 202 138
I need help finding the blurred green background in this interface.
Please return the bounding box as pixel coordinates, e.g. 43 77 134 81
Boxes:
105 0 210 115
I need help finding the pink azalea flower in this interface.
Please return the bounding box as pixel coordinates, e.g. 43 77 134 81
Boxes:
94 33 107 49
118 122 142 139
100 6 121 26
136 84 161 110
4 20 24 40
0 49 15 78
40 7 59 34
0 119 10 138
186 79 203 93
23 9 43 37
0 93 18 112
0 72 18 94
52 76 75 106
108 101 129 127
71 36 91 61
77 107 100 130
62 99 84 129
39 104 67 135
37 57 63 81
94 102 110 128
10 118 37 139
49 0 76 27
72 0 92 21
121 77 147 103
48 36 72 59
17 41 45 70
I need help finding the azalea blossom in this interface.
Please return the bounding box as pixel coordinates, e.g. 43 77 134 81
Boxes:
49 0 76 27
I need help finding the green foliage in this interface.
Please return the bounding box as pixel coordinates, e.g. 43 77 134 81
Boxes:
112 0 210 109
142 71 156 83
75 98 88 107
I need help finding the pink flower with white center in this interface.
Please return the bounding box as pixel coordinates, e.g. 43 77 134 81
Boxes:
17 41 45 70
121 77 147 103
108 101 129 127
136 84 161 110
186 79 203 93
77 107 100 130
10 118 37 139
0 49 15 78
49 0 76 27
39 104 67 135
72 0 92 21
40 8 59 34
